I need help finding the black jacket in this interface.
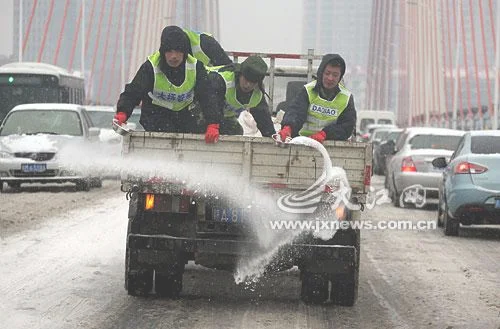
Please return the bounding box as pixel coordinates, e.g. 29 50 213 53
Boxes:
198 34 232 66
117 26 218 133
209 69 276 137
281 54 356 140
116 59 218 132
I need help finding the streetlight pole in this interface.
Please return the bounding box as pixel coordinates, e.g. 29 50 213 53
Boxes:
494 0 500 130
452 0 462 129
81 0 85 77
18 0 23 62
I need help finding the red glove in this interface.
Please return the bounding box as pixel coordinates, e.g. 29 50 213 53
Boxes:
114 112 128 124
205 123 220 144
309 130 327 143
279 125 292 141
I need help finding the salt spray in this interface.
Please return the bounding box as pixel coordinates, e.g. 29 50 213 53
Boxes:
56 136 351 285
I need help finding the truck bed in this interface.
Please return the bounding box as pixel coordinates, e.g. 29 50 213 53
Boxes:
121 132 371 201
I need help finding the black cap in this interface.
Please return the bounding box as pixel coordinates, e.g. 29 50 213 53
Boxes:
239 56 268 83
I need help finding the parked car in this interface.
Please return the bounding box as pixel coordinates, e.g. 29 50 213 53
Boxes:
372 128 403 175
385 127 465 208
85 105 121 143
0 103 103 191
358 123 397 142
433 130 500 236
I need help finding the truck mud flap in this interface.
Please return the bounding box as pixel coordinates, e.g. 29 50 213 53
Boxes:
128 234 357 274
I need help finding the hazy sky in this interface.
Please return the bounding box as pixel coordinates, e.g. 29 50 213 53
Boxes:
218 0 302 53
0 0 302 57
0 0 13 56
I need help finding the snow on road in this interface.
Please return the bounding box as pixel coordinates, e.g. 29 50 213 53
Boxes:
0 194 128 329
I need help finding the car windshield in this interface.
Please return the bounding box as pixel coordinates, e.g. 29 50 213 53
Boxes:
88 111 113 129
0 110 83 136
409 134 461 151
360 118 375 132
387 131 401 141
373 130 390 141
471 136 500 154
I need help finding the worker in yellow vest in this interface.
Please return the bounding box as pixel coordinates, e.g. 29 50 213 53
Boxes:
182 28 232 67
208 55 275 137
114 26 219 143
278 54 357 143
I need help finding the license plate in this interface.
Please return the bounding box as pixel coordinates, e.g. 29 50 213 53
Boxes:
212 207 245 223
495 199 500 209
21 163 47 173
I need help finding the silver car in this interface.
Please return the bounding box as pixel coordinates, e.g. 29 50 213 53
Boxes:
433 130 500 236
0 103 102 191
386 127 465 208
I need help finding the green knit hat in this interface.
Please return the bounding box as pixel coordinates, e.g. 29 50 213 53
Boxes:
239 55 268 82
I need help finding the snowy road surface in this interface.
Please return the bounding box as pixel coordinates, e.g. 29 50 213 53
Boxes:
0 177 499 328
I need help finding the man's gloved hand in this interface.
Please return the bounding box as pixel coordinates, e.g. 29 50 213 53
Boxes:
113 112 128 125
278 125 292 142
205 123 220 144
309 130 327 143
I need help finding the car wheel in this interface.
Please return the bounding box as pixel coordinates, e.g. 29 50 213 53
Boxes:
76 179 91 191
91 177 103 188
0 181 3 193
437 200 444 227
443 205 459 236
7 182 21 189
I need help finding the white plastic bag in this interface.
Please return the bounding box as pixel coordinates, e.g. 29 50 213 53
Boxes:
237 110 262 137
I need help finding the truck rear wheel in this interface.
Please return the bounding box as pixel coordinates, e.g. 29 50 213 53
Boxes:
155 271 183 298
126 269 154 296
125 246 153 296
300 272 329 304
331 270 359 306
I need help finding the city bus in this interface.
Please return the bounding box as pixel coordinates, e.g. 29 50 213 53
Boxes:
0 62 85 123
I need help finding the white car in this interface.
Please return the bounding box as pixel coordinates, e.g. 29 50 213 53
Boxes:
0 103 103 191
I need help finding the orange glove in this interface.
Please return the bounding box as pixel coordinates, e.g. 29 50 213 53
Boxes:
309 130 327 143
114 112 128 125
279 125 292 141
205 123 220 143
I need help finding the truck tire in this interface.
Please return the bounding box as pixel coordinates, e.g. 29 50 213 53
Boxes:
155 271 183 298
331 269 359 306
125 249 153 296
126 269 154 296
300 272 329 304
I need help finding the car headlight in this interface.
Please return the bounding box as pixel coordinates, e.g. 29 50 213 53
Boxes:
0 150 13 159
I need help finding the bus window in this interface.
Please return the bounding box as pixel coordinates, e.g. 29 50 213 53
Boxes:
0 62 86 122
61 88 70 103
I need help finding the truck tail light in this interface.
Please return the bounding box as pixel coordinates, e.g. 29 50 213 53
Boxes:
145 194 155 210
454 161 488 174
143 194 191 213
401 157 417 172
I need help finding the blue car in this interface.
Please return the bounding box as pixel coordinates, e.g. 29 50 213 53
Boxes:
433 131 500 236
